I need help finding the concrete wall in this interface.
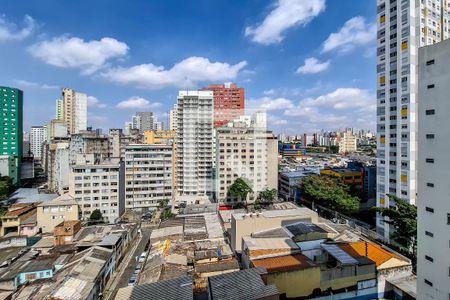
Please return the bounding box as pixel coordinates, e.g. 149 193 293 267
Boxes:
265 267 321 298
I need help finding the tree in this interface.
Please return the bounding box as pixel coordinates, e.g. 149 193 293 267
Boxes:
159 199 169 209
299 175 360 215
228 177 253 204
259 188 277 204
89 209 103 222
160 208 176 221
328 145 339 154
376 195 417 249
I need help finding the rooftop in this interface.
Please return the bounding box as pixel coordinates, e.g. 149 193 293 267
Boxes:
233 207 317 221
208 268 279 300
387 274 417 298
243 236 299 252
338 241 410 268
6 188 57 205
37 193 77 207
115 276 193 300
251 254 316 273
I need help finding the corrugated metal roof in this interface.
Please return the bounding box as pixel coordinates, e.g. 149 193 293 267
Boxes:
321 243 359 266
208 268 279 300
115 276 193 300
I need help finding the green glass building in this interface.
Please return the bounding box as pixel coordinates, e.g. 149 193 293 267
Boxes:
0 86 23 185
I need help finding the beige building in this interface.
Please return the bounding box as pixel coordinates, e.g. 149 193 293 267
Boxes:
69 156 124 223
62 88 87 134
36 193 79 233
230 206 318 252
216 114 278 204
1 204 37 237
338 130 357 154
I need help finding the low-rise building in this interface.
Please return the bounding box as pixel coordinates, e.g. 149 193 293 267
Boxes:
1 204 37 237
278 168 319 202
36 194 79 233
230 206 318 252
54 220 81 246
320 167 363 191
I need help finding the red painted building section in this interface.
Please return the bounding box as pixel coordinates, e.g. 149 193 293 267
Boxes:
200 83 245 128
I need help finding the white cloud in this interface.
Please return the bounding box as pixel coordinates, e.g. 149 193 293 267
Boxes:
0 15 35 42
322 16 376 53
29 36 129 74
102 56 247 89
12 79 59 90
296 57 330 75
87 96 107 108
247 96 294 111
116 97 162 109
245 0 325 45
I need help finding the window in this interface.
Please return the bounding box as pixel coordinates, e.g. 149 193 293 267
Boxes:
425 207 434 213
427 84 435 89
426 158 435 163
426 109 435 115
426 59 435 66
425 255 434 262
426 183 434 187
425 231 434 237
447 213 450 225
426 134 435 139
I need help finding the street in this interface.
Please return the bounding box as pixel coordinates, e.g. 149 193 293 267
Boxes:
104 227 153 300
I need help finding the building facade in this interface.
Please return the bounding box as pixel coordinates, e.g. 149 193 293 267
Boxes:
216 115 278 204
338 130 357 154
30 126 47 159
0 86 23 185
176 91 214 198
62 88 87 134
70 157 124 223
56 99 64 121
376 0 450 237
36 194 79 233
417 38 450 299
169 104 178 131
124 144 173 212
200 83 245 128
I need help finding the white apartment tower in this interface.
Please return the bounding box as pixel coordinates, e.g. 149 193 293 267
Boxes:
30 126 47 159
62 88 87 134
338 130 357 154
417 38 450 299
376 0 450 237
176 91 214 198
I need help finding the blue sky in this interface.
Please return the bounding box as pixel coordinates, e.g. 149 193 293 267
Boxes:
0 0 376 134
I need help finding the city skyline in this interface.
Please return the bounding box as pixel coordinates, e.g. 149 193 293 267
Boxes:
1 0 376 134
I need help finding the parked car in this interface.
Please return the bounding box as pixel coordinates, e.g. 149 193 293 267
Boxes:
135 263 142 272
138 252 147 263
128 277 137 286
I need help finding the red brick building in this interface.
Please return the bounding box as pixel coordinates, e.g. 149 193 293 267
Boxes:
200 83 245 128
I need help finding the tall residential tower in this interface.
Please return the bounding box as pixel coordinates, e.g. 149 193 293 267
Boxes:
0 86 23 184
62 88 87 134
376 0 450 237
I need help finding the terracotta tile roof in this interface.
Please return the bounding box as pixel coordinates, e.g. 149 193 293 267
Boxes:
251 254 316 273
338 241 402 267
3 205 35 217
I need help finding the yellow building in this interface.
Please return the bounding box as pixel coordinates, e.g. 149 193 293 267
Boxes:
1 203 37 236
143 130 177 190
320 168 363 189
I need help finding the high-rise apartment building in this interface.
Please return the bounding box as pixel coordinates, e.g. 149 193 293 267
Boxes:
216 113 278 204
30 126 47 159
338 131 357 154
417 38 450 299
0 86 23 184
169 104 178 131
376 0 450 237
124 144 172 212
47 119 68 141
70 155 125 224
200 83 244 128
62 88 87 134
135 112 154 133
176 91 214 197
56 99 64 120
